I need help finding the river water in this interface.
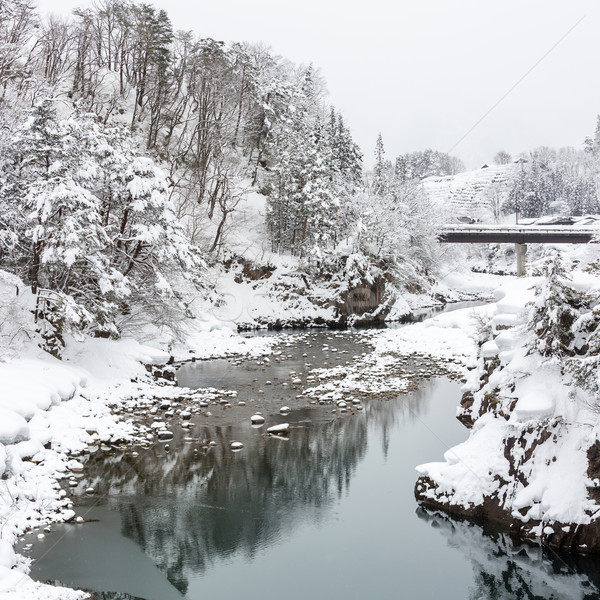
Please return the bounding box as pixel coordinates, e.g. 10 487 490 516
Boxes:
22 318 600 600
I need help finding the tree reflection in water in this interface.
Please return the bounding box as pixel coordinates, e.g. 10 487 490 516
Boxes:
417 508 600 600
75 385 432 595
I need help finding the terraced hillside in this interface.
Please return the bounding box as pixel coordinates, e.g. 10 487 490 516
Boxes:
423 163 518 222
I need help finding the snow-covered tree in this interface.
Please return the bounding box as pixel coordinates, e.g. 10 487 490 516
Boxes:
394 149 464 182
372 133 391 195
0 0 37 93
527 251 588 358
493 150 512 165
1 100 205 342
265 66 341 257
584 115 600 157
506 147 599 218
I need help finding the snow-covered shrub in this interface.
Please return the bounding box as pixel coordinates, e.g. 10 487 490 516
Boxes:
564 291 600 404
471 310 493 347
527 250 589 357
522 250 600 410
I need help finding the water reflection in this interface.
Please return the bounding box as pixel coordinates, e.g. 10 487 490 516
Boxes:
63 416 371 595
418 508 600 600
29 380 444 598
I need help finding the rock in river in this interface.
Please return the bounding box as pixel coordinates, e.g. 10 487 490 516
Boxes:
267 423 290 436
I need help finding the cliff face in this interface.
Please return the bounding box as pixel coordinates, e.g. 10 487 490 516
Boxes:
416 418 600 552
220 254 474 330
414 273 600 553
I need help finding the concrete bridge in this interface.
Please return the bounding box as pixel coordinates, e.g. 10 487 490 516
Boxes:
439 225 598 276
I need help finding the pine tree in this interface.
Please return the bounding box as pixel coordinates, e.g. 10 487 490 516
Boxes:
584 115 600 156
335 114 363 186
527 251 587 357
266 67 340 256
373 133 387 195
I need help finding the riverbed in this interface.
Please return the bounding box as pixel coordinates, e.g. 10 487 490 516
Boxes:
19 317 600 599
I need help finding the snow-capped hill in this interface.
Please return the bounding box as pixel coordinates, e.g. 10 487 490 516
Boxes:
423 163 518 222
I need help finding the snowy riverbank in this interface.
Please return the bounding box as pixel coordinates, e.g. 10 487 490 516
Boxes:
0 266 499 598
0 271 277 598
7 260 600 598
415 262 600 552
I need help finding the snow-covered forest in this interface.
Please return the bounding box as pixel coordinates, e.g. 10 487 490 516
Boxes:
3 0 600 340
0 0 456 342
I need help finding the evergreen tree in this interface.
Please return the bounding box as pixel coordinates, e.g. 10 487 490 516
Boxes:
6 101 101 296
373 132 388 195
527 251 587 358
584 115 600 156
1 100 204 339
566 297 600 399
335 114 362 186
265 67 340 256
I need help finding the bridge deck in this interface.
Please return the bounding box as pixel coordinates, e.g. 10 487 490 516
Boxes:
439 226 597 244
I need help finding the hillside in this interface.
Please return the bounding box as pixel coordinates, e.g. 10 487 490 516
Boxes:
423 163 518 222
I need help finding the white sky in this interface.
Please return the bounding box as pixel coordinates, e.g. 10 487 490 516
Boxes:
36 0 600 169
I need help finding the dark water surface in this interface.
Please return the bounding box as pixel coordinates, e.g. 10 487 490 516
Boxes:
22 321 600 600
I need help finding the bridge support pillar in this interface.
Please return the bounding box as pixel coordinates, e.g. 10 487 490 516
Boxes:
515 243 527 277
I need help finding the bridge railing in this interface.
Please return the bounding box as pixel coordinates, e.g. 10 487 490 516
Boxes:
440 224 598 235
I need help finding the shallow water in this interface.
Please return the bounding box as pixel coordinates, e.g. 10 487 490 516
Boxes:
22 322 600 600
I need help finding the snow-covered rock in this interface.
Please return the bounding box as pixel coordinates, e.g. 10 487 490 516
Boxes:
0 539 17 569
416 270 600 552
267 423 290 435
480 339 499 358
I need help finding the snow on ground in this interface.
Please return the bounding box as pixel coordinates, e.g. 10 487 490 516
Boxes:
0 271 277 598
196 188 495 330
415 268 600 542
194 191 342 329
204 249 495 330
207 253 338 329
0 354 105 598
440 270 507 298
2 244 596 595
302 273 507 406
423 163 517 221
369 272 510 367
374 308 480 366
0 565 87 600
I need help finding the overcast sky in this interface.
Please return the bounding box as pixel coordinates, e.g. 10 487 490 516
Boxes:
37 0 600 169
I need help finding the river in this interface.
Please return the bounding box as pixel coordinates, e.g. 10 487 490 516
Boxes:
20 311 600 600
